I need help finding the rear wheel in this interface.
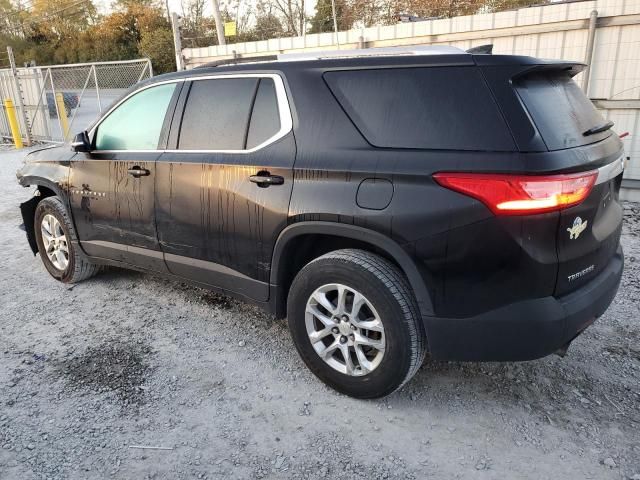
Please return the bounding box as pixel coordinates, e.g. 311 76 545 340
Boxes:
287 249 426 398
34 196 99 283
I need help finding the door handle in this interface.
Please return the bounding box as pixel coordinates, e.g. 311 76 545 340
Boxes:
128 166 150 178
249 173 284 187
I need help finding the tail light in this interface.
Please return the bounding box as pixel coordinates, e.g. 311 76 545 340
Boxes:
433 171 598 215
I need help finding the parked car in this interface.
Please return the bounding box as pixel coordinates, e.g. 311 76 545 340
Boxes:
46 91 79 118
17 47 625 398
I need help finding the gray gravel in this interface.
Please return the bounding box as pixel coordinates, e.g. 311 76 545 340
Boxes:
1 146 639 480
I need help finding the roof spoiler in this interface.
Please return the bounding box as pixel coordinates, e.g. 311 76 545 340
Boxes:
467 44 493 54
511 63 586 80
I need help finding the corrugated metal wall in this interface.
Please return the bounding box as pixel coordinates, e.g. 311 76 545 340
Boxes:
183 0 640 184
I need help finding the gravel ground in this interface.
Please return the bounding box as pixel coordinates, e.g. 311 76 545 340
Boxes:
1 146 639 480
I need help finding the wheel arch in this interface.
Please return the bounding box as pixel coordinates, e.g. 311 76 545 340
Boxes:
270 222 434 319
19 178 62 255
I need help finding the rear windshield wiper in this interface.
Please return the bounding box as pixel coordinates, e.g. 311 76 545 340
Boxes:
583 120 614 136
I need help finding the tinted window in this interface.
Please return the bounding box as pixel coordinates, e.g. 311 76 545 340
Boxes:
246 78 280 149
515 72 610 151
95 83 176 150
178 78 258 150
324 67 514 151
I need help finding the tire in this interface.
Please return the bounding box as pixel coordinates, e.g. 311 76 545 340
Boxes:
34 196 100 283
287 249 427 398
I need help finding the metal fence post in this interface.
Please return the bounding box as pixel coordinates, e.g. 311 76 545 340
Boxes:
92 65 102 113
55 92 69 140
7 46 32 145
4 98 23 148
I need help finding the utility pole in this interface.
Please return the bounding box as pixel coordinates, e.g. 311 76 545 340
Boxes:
7 46 32 146
330 0 339 48
170 12 185 71
212 0 226 46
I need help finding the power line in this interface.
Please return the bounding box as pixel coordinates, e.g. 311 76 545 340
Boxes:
1 0 91 23
0 0 35 20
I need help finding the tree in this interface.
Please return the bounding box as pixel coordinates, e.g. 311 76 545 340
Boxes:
139 27 175 73
309 0 350 33
345 0 383 28
29 0 98 38
180 0 212 48
252 12 285 40
266 0 306 36
92 2 174 72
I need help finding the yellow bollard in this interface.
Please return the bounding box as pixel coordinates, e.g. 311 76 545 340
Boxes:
55 92 69 140
4 98 23 149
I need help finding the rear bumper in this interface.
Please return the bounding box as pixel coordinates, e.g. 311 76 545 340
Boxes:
425 245 624 361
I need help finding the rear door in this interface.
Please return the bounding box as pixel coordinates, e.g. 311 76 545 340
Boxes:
155 74 295 300
513 69 624 295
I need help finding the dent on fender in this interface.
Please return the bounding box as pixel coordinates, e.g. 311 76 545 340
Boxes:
16 148 75 255
17 146 75 193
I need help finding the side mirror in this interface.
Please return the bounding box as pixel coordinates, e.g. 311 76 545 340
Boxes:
71 131 91 152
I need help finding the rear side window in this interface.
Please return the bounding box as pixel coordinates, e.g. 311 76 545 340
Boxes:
178 78 258 150
324 67 515 151
246 79 281 149
514 72 610 151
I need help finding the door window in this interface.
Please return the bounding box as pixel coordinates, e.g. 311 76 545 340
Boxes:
178 78 259 150
94 83 176 151
177 77 283 151
246 78 281 149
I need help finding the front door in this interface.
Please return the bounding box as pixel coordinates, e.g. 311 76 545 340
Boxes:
155 74 295 301
69 81 180 271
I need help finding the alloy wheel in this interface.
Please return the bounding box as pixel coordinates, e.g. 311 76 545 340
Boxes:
41 213 69 271
305 283 386 376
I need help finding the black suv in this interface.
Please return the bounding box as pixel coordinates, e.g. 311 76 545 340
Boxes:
17 47 625 398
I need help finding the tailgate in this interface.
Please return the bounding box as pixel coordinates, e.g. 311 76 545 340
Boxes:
507 64 625 296
555 156 624 295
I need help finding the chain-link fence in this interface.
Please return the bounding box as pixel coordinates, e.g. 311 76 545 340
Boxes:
1 58 153 144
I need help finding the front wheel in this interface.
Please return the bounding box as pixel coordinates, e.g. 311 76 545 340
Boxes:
34 196 99 283
287 249 427 398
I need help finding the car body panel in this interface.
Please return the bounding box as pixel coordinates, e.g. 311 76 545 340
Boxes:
68 151 166 272
155 136 296 301
15 51 624 362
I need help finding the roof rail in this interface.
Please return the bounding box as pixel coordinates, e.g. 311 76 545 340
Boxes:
277 45 467 62
196 54 278 68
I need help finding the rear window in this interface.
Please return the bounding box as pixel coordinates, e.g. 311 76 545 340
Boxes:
324 67 515 151
514 72 611 151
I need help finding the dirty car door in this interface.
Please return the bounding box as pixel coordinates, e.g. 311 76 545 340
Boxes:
69 82 180 271
155 75 295 301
